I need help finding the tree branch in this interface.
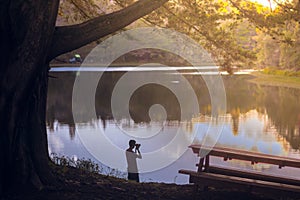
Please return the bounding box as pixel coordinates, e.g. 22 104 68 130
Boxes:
48 0 168 61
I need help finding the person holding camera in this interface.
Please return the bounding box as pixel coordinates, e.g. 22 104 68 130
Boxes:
126 140 142 182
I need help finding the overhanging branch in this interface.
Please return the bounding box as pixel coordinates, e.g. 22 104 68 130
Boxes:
48 0 168 61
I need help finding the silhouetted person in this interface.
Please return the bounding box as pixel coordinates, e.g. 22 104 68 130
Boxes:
126 140 142 182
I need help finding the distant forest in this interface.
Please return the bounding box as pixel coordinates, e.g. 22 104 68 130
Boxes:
57 0 300 72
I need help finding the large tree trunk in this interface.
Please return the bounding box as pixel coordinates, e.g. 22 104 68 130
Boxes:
0 0 59 195
0 0 167 196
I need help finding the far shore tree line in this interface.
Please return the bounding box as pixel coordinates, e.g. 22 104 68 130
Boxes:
58 0 300 73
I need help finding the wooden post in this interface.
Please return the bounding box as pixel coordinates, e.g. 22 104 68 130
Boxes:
204 155 210 172
197 157 205 173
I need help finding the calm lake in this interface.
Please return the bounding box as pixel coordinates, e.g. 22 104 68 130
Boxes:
47 67 300 184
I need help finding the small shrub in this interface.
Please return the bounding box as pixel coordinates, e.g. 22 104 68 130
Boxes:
50 153 126 178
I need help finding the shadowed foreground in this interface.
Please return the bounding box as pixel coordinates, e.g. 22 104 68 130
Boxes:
5 166 290 200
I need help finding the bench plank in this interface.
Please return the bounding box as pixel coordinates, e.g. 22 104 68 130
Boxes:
207 165 300 186
179 169 300 197
190 145 300 168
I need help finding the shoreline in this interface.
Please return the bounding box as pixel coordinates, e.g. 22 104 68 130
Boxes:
247 72 300 90
48 65 300 90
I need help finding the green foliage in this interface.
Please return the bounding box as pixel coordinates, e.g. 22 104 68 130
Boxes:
253 32 280 68
229 0 300 69
57 0 300 72
262 67 300 77
58 0 116 25
119 0 257 70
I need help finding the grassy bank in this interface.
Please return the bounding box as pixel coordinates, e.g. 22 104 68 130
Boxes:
248 71 300 89
6 166 278 200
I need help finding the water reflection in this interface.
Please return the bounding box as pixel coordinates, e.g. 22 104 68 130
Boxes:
47 70 300 182
193 110 289 156
230 108 240 136
47 71 300 151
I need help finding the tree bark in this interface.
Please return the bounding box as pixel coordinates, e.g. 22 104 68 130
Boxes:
0 0 167 196
0 0 59 195
48 0 168 61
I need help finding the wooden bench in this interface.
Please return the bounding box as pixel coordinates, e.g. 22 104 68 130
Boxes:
179 169 300 198
179 145 300 198
191 145 300 170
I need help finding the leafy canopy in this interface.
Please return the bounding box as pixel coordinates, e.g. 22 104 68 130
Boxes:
58 0 300 71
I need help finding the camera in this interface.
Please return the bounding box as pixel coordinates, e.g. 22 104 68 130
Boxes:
135 144 141 148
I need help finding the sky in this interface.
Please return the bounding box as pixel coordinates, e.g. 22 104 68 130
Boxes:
251 0 289 10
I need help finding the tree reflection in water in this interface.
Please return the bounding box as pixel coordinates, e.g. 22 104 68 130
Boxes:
47 71 300 150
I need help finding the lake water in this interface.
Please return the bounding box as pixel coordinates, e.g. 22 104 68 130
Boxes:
47 67 300 184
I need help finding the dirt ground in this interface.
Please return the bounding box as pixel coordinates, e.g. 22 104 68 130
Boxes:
5 166 293 200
